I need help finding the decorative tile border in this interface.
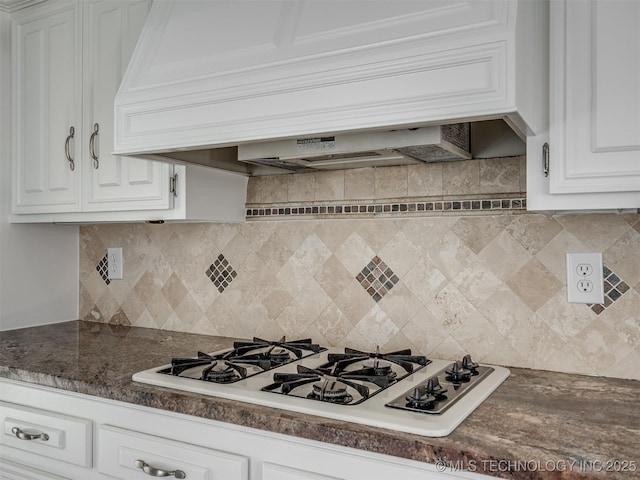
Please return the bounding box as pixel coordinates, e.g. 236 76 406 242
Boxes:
588 265 630 315
246 197 526 218
95 255 110 286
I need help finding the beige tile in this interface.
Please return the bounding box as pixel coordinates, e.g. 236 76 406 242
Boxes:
108 307 131 326
314 303 353 346
450 313 506 362
555 213 632 252
479 157 522 194
161 273 188 308
313 254 354 301
572 317 633 373
276 301 314 338
333 232 376 275
314 170 344 201
507 258 562 312
355 218 407 252
442 160 479 196
604 228 640 287
402 257 448 305
345 167 375 200
407 163 443 197
478 231 532 282
423 230 476 281
377 230 422 277
352 304 399 348
287 172 315 202
604 348 640 380
505 214 563 255
400 307 448 355
450 215 512 254
374 165 408 199
535 229 587 282
253 175 288 203
603 289 640 347
477 285 534 338
333 279 377 325
293 279 333 320
451 257 504 309
377 283 424 330
428 335 467 361
427 284 480 333
534 291 595 342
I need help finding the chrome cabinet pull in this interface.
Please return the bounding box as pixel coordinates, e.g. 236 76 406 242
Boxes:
65 126 75 171
11 427 49 442
89 123 99 169
134 460 186 479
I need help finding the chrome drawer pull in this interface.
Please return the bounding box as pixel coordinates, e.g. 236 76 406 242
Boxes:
89 122 99 169
11 427 49 441
65 126 75 171
134 460 186 479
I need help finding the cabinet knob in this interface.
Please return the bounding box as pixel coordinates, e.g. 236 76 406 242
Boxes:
90 123 100 169
65 126 75 171
11 426 49 442
134 459 186 479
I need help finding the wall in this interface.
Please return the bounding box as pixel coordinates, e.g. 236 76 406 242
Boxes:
78 158 640 380
0 8 78 331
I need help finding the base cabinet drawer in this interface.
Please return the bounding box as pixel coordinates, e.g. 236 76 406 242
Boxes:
98 425 249 480
0 401 92 469
0 458 70 480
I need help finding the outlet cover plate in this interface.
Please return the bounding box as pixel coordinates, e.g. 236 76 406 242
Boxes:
108 247 123 280
566 253 603 304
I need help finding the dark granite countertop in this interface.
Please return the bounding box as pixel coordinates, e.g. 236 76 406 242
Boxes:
1 321 638 480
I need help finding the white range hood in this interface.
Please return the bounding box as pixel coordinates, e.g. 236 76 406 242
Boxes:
113 0 547 173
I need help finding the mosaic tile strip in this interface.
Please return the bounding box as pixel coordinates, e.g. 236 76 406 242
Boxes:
246 197 526 218
588 265 630 315
206 254 237 293
356 256 399 302
96 255 110 286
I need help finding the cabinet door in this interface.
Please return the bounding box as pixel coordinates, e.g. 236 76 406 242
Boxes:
12 0 82 214
549 0 640 195
82 0 174 212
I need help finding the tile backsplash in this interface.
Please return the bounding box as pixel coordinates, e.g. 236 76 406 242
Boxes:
78 160 640 380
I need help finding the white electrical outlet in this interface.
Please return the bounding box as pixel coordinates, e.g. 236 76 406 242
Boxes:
566 253 603 304
108 247 123 280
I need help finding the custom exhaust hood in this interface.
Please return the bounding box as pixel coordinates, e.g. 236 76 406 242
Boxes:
113 0 546 175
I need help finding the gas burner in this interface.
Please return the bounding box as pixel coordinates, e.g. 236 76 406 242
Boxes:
322 346 430 377
201 361 247 383
169 351 230 376
262 365 371 404
310 379 353 404
233 336 325 359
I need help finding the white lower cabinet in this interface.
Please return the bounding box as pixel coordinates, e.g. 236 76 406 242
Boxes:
98 425 248 480
0 458 70 480
0 379 491 480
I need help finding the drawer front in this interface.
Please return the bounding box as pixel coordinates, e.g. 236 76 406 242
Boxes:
0 401 92 468
98 425 249 480
0 457 70 480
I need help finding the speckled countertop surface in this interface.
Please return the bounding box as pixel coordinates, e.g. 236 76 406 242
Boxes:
1 321 638 480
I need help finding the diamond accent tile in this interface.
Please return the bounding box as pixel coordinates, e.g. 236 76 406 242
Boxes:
590 264 630 315
96 255 110 285
356 256 398 302
205 254 237 293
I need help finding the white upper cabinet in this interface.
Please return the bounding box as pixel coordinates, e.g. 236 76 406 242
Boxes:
81 0 172 212
527 0 640 211
11 0 82 213
113 0 548 156
11 0 173 216
11 0 247 223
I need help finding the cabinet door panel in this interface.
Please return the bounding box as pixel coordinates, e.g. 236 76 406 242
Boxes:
83 0 172 212
12 1 82 213
550 0 640 194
